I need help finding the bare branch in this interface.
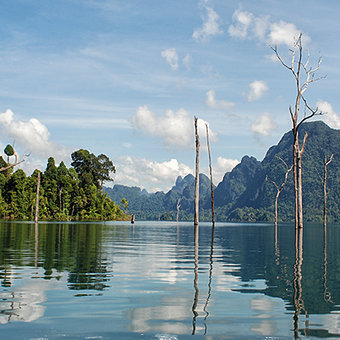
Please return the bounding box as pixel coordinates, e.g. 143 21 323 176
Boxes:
325 154 334 167
300 132 308 154
270 44 293 71
0 152 30 173
266 175 279 191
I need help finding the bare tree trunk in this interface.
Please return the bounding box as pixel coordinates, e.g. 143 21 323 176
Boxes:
59 187 63 220
296 144 303 229
194 117 200 226
323 154 334 227
266 156 293 228
176 198 181 223
272 34 324 230
34 171 40 224
295 132 308 229
205 124 215 225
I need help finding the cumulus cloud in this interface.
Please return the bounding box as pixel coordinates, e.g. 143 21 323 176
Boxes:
228 10 254 39
213 156 239 183
251 112 277 136
268 21 310 46
247 80 268 102
206 90 235 110
0 109 69 163
131 106 217 149
114 156 193 192
161 48 179 71
317 100 340 129
228 10 310 47
193 5 223 41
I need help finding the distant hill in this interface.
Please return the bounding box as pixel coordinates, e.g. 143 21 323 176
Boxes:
105 121 340 222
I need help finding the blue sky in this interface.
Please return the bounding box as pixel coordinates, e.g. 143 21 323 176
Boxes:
0 0 340 192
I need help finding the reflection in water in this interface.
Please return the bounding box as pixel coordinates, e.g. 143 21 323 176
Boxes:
34 222 38 268
323 223 333 303
191 224 199 335
203 223 215 334
293 227 308 339
0 278 54 324
1 222 340 338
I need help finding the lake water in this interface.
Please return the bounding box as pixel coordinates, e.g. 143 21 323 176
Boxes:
0 221 339 339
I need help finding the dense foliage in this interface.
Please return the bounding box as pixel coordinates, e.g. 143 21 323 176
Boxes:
105 121 340 223
0 150 126 221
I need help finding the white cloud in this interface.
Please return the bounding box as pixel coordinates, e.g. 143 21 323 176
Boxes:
114 156 193 192
213 156 239 183
228 10 254 39
0 109 69 163
114 154 239 192
317 100 340 129
268 21 310 46
161 48 179 71
193 6 223 41
251 112 277 136
205 90 235 109
131 106 217 149
248 80 268 102
183 54 192 70
228 10 310 47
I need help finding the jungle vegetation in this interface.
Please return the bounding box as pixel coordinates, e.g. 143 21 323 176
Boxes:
0 149 127 221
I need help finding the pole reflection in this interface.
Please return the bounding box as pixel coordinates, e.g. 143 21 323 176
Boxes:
323 223 333 304
34 222 38 268
192 224 199 335
293 227 308 339
203 223 215 334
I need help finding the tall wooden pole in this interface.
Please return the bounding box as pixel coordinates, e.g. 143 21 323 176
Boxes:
34 171 40 224
194 117 200 226
205 124 215 225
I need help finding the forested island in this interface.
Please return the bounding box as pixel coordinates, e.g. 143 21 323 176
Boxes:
0 149 127 221
1 121 339 223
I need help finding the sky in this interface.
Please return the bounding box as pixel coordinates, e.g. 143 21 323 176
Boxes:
0 0 340 192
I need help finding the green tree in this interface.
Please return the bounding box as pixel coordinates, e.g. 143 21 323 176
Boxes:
43 157 59 218
71 149 115 190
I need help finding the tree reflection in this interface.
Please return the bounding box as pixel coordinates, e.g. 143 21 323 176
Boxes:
0 222 110 291
323 223 333 303
203 223 215 334
192 224 199 335
293 227 308 339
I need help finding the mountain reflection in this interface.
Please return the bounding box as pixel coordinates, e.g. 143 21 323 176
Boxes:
0 221 340 336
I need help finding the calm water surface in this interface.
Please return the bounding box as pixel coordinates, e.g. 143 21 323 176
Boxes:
0 221 340 339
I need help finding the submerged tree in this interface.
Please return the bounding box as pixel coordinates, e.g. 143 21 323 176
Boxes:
272 34 324 229
266 156 293 228
205 123 215 226
194 117 200 226
322 154 334 227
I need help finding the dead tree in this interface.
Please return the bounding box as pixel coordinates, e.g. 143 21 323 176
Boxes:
266 156 293 228
272 33 324 229
176 198 181 223
194 117 200 226
205 123 215 225
34 171 41 223
322 154 334 227
0 144 29 172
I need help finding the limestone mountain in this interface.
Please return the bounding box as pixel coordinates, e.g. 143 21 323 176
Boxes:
105 121 340 222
